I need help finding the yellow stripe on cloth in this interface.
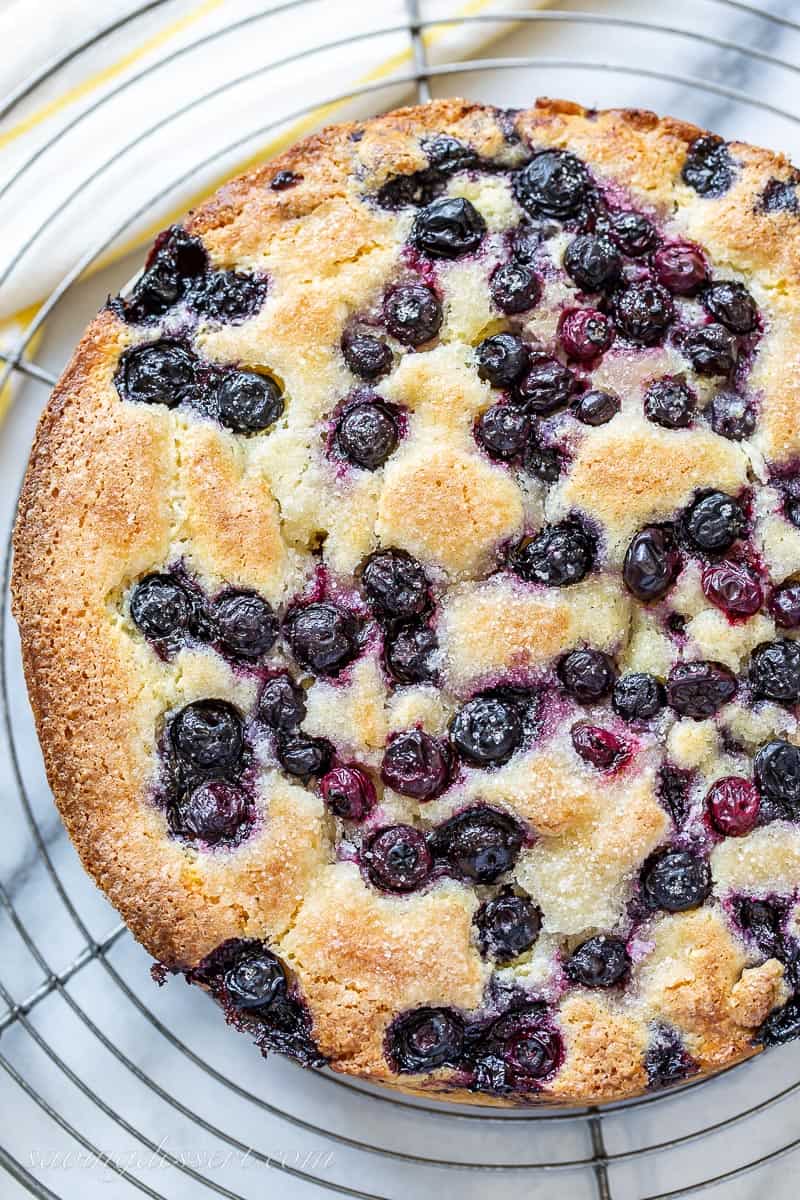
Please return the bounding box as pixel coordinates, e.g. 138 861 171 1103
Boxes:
0 303 44 420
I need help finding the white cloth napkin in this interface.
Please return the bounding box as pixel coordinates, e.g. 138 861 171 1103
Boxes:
0 0 546 331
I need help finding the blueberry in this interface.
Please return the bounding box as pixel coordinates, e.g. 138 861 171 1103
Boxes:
433 806 525 883
490 261 541 314
511 521 595 587
566 935 630 987
168 779 251 844
762 177 800 214
276 732 332 777
412 196 486 259
754 740 800 816
511 222 557 264
623 526 680 601
270 169 301 190
563 234 621 292
225 950 286 1009
363 825 433 892
257 673 306 732
377 170 440 210
682 135 734 197
475 891 541 962
341 332 392 381
612 281 674 345
450 695 523 766
171 700 244 772
573 722 628 773
335 397 399 470
641 849 712 911
284 602 359 675
514 150 591 219
643 376 696 429
684 491 745 553
701 281 758 335
606 209 658 257
652 240 709 294
423 134 476 172
736 897 784 957
115 341 196 408
320 765 376 820
646 1024 697 1088
658 764 692 826
523 439 561 483
758 997 800 1046
710 390 756 440
388 1007 464 1072
130 573 195 641
475 404 529 460
559 307 614 360
212 591 278 659
667 660 737 718
787 496 800 529
384 283 442 345
475 333 529 388
385 622 438 684
559 648 616 703
702 560 762 618
572 388 620 426
381 729 451 800
119 227 207 322
770 582 800 629
613 673 666 721
484 1008 562 1086
682 323 738 376
216 369 283 434
361 549 428 620
191 269 268 324
514 354 578 415
750 640 800 703
705 776 760 837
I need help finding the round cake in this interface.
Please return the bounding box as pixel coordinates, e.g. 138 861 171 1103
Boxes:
13 97 800 1106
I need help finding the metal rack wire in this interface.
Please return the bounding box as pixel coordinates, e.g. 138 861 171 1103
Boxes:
2 3 800 1197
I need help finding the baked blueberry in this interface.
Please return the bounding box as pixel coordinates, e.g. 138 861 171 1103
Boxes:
684 491 745 553
705 776 760 836
667 660 737 718
701 280 758 334
646 1024 697 1088
702 561 762 617
641 849 712 911
423 133 476 172
212 590 278 659
652 240 709 294
571 723 629 770
514 355 578 414
276 732 332 777
612 281 674 345
511 222 557 264
341 331 393 380
361 549 428 620
490 261 541 314
168 779 251 844
572 388 620 426
475 332 529 387
411 196 486 259
225 949 286 1009
377 169 440 210
736 897 784 957
558 307 614 360
335 397 399 470
770 582 800 629
566 935 630 987
682 323 738 376
120 227 207 322
363 825 433 892
559 648 615 703
786 495 800 529
762 177 800 214
749 640 800 703
475 891 541 962
385 622 438 684
191 269 268 324
709 390 757 441
216 369 283 434
320 765 376 820
511 520 595 587
171 700 244 772
383 283 442 345
388 1007 464 1072
643 377 696 429
758 997 800 1046
523 439 561 483
623 526 680 601
475 404 529 460
130 573 195 641
514 150 590 219
257 673 306 731
606 209 658 257
682 135 734 197
754 740 800 816
613 672 666 721
381 729 451 800
270 169 301 190
450 695 523 766
658 765 692 827
284 602 359 675
563 234 621 292
483 1008 562 1087
115 341 196 407
434 806 525 883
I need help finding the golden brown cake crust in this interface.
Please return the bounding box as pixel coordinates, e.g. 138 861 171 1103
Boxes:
13 97 800 1105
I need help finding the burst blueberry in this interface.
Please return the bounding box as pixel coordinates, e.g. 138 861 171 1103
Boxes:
385 622 438 684
702 561 762 618
749 640 800 703
276 732 332 778
682 135 734 197
571 723 629 770
684 491 745 553
559 307 613 360
341 332 393 381
115 341 197 407
757 996 800 1046
191 269 268 324
433 806 525 883
705 777 760 837
513 150 591 219
511 520 595 587
212 590 278 659
381 729 451 800
613 672 666 721
284 601 359 675
168 779 251 843
623 526 680 601
701 280 758 334
606 209 658 256
171 700 244 773
388 1006 464 1072
667 660 737 718
411 196 486 259
257 673 306 732
770 582 800 629
320 765 376 820
652 240 709 294
753 740 800 816
523 439 561 483
710 390 756 441
682 323 738 376
612 281 674 345
490 261 541 314
361 549 429 620
559 648 615 703
514 354 578 415
130 573 195 641
643 376 696 430
225 950 286 1009
363 825 433 893
646 1024 697 1087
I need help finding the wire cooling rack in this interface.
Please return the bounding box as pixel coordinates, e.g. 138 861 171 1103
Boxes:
3 2 800 1198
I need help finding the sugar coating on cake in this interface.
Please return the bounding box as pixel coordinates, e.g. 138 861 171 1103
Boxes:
12 98 800 1104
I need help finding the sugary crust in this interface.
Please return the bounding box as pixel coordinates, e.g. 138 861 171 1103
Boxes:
13 97 800 1105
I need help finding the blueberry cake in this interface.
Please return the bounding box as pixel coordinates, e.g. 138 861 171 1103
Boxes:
13 98 800 1106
